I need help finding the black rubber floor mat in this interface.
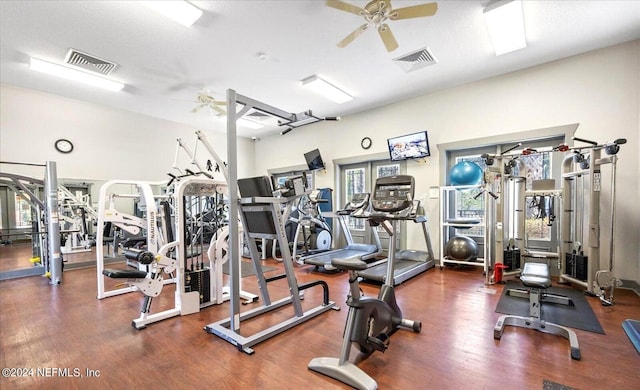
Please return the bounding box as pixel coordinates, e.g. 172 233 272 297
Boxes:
496 280 605 334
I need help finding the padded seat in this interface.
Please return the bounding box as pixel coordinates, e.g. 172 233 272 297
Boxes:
519 262 552 289
494 262 581 360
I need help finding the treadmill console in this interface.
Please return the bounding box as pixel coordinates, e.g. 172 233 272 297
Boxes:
337 193 370 215
372 175 415 213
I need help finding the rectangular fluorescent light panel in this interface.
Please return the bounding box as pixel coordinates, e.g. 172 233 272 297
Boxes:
302 75 353 104
483 0 527 56
141 1 203 27
29 57 125 92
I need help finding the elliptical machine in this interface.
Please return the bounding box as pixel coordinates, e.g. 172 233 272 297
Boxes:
308 175 422 390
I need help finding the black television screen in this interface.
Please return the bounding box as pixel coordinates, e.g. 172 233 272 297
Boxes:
387 131 430 161
304 148 325 170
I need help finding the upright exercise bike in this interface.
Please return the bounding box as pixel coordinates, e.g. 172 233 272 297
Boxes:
308 175 422 390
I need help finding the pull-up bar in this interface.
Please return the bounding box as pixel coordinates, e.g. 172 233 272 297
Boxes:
224 89 331 335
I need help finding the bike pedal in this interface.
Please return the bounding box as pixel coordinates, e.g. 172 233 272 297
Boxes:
368 333 390 352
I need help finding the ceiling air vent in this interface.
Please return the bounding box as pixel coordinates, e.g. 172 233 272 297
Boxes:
392 46 437 73
247 111 272 121
65 49 117 75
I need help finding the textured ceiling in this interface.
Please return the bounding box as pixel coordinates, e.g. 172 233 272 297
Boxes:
1 0 639 138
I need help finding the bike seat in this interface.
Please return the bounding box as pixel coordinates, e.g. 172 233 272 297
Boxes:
331 256 368 271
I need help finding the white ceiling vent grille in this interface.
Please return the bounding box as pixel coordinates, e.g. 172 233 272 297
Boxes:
65 49 117 75
392 46 437 73
247 111 272 121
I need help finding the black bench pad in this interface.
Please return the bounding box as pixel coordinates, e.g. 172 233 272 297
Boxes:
102 269 147 279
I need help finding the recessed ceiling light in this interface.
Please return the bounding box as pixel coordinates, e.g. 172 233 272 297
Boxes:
483 0 527 56
302 75 353 104
140 1 203 27
29 57 124 92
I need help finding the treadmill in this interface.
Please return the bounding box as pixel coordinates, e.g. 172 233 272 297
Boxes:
356 176 436 285
302 193 383 272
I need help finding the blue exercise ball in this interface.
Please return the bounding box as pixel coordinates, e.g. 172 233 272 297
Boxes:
449 161 483 186
445 235 479 261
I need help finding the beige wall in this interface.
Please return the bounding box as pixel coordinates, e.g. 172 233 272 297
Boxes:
254 40 640 283
0 85 255 183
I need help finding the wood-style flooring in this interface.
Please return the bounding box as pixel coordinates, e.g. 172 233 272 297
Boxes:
0 243 639 389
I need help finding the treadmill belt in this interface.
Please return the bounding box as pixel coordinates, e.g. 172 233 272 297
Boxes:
304 248 375 268
358 258 434 285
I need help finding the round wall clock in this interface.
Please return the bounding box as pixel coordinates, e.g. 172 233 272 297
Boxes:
361 137 372 150
54 139 74 154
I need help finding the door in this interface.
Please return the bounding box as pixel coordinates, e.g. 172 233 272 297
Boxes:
339 160 405 255
371 161 405 255
342 164 368 245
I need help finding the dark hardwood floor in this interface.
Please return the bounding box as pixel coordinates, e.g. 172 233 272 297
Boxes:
1 243 639 389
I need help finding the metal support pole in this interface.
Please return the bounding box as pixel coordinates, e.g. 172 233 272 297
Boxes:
226 89 241 334
45 161 63 285
587 149 601 294
608 155 617 272
195 130 229 184
176 138 208 173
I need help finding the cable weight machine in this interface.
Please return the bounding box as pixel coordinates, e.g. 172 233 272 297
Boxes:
481 136 626 304
561 137 626 304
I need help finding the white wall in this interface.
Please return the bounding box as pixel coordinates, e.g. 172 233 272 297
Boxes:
0 84 255 184
254 40 640 283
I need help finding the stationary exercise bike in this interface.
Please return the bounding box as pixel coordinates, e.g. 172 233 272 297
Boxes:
308 175 422 390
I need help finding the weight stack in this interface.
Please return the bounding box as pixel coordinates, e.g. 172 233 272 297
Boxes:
503 249 521 271
185 268 211 304
565 253 588 281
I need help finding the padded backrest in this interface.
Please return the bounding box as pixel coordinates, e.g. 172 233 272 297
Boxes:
238 176 273 198
238 176 276 235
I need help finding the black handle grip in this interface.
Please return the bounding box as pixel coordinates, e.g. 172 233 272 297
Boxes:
572 136 597 146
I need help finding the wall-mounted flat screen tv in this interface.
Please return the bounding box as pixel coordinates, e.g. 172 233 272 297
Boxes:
304 148 325 170
387 131 430 161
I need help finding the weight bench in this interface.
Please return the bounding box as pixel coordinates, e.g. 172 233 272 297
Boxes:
494 262 581 360
102 248 164 298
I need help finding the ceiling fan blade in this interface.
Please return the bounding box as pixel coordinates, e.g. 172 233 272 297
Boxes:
326 0 365 16
200 95 227 105
338 24 369 48
378 23 398 52
209 104 227 116
390 2 438 20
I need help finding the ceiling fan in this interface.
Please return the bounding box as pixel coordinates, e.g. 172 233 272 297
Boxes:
192 90 227 116
326 0 438 52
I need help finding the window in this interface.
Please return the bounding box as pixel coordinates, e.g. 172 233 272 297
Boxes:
452 155 487 237
14 194 32 229
447 136 563 247
376 164 400 178
515 149 553 241
345 167 366 230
